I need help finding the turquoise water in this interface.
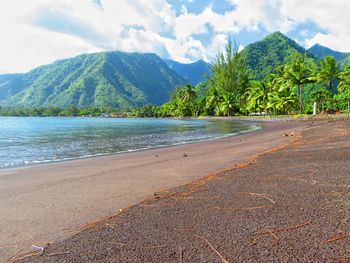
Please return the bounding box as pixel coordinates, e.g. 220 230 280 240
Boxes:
0 117 259 168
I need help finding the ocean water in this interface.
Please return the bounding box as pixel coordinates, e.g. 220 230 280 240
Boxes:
0 117 259 168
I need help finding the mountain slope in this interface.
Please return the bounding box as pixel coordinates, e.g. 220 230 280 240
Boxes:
0 51 185 108
308 44 350 61
242 32 316 79
163 59 211 86
308 44 349 67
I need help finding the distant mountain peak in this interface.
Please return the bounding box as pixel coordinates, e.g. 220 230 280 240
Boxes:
309 43 333 52
310 43 322 48
266 31 285 38
308 43 350 61
163 59 211 86
241 31 314 79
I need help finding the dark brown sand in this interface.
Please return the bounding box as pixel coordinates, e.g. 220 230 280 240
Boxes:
0 120 303 262
9 119 350 262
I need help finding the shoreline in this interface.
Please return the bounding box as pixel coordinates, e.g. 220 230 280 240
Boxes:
0 119 262 171
0 120 307 261
17 118 350 263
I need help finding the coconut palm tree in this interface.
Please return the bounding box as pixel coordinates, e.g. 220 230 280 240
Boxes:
268 88 298 115
246 74 277 115
283 53 315 113
266 75 298 115
338 58 350 93
309 87 331 112
337 58 350 111
205 88 222 116
218 93 236 116
318 56 341 93
177 84 196 103
176 84 197 116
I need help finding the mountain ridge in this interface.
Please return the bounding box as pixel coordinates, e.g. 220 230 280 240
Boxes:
1 32 349 109
242 31 316 79
0 51 186 108
308 43 350 62
163 59 211 86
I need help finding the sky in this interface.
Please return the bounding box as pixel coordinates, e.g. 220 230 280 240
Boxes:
0 0 349 73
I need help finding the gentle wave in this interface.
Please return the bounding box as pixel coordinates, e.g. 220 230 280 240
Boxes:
0 117 260 169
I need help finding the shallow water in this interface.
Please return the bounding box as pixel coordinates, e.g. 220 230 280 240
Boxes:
0 117 259 168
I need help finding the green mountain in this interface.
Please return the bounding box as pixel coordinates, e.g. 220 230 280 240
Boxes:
242 32 316 79
0 51 185 108
163 59 211 86
308 44 349 66
308 43 349 61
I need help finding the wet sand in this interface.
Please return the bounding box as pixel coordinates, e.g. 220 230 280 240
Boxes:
0 120 305 262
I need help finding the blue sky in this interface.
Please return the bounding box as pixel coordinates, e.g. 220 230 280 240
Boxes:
0 0 348 73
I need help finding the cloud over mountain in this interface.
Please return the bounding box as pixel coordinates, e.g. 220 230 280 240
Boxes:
0 0 349 73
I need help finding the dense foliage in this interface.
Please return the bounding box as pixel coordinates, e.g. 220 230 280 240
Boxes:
133 36 350 117
0 106 128 117
242 32 316 80
2 32 350 118
0 51 185 109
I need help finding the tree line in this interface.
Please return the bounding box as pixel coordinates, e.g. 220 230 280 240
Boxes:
0 106 125 117
133 41 350 117
2 41 350 118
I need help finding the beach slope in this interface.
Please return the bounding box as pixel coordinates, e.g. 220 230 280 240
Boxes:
0 120 304 262
16 119 350 262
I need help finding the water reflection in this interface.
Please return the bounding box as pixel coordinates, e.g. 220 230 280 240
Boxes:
0 117 260 168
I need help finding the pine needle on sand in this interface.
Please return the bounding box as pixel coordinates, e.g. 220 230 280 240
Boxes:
195 234 230 263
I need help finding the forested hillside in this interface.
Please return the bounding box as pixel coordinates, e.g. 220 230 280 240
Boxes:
308 44 350 67
133 32 350 118
0 51 185 108
163 59 211 85
242 32 316 79
308 44 350 64
2 31 350 117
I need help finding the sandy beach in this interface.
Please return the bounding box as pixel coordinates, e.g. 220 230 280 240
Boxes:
11 118 350 263
0 120 305 262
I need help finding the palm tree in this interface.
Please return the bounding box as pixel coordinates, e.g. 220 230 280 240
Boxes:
283 53 315 113
268 87 298 115
205 88 222 116
246 80 269 114
177 84 196 103
337 58 350 111
309 87 331 112
219 93 236 116
267 75 298 115
318 56 341 93
338 58 350 93
176 84 197 116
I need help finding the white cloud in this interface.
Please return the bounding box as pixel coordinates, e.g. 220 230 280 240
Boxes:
280 0 350 52
0 0 349 73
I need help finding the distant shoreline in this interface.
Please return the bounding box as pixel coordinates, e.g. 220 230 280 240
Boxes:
0 118 261 170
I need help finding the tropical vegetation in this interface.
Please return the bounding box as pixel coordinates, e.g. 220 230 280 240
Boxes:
0 51 186 109
133 37 350 117
1 32 350 118
0 105 127 117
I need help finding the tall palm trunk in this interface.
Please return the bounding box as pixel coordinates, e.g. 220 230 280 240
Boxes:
329 80 334 109
298 84 303 114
